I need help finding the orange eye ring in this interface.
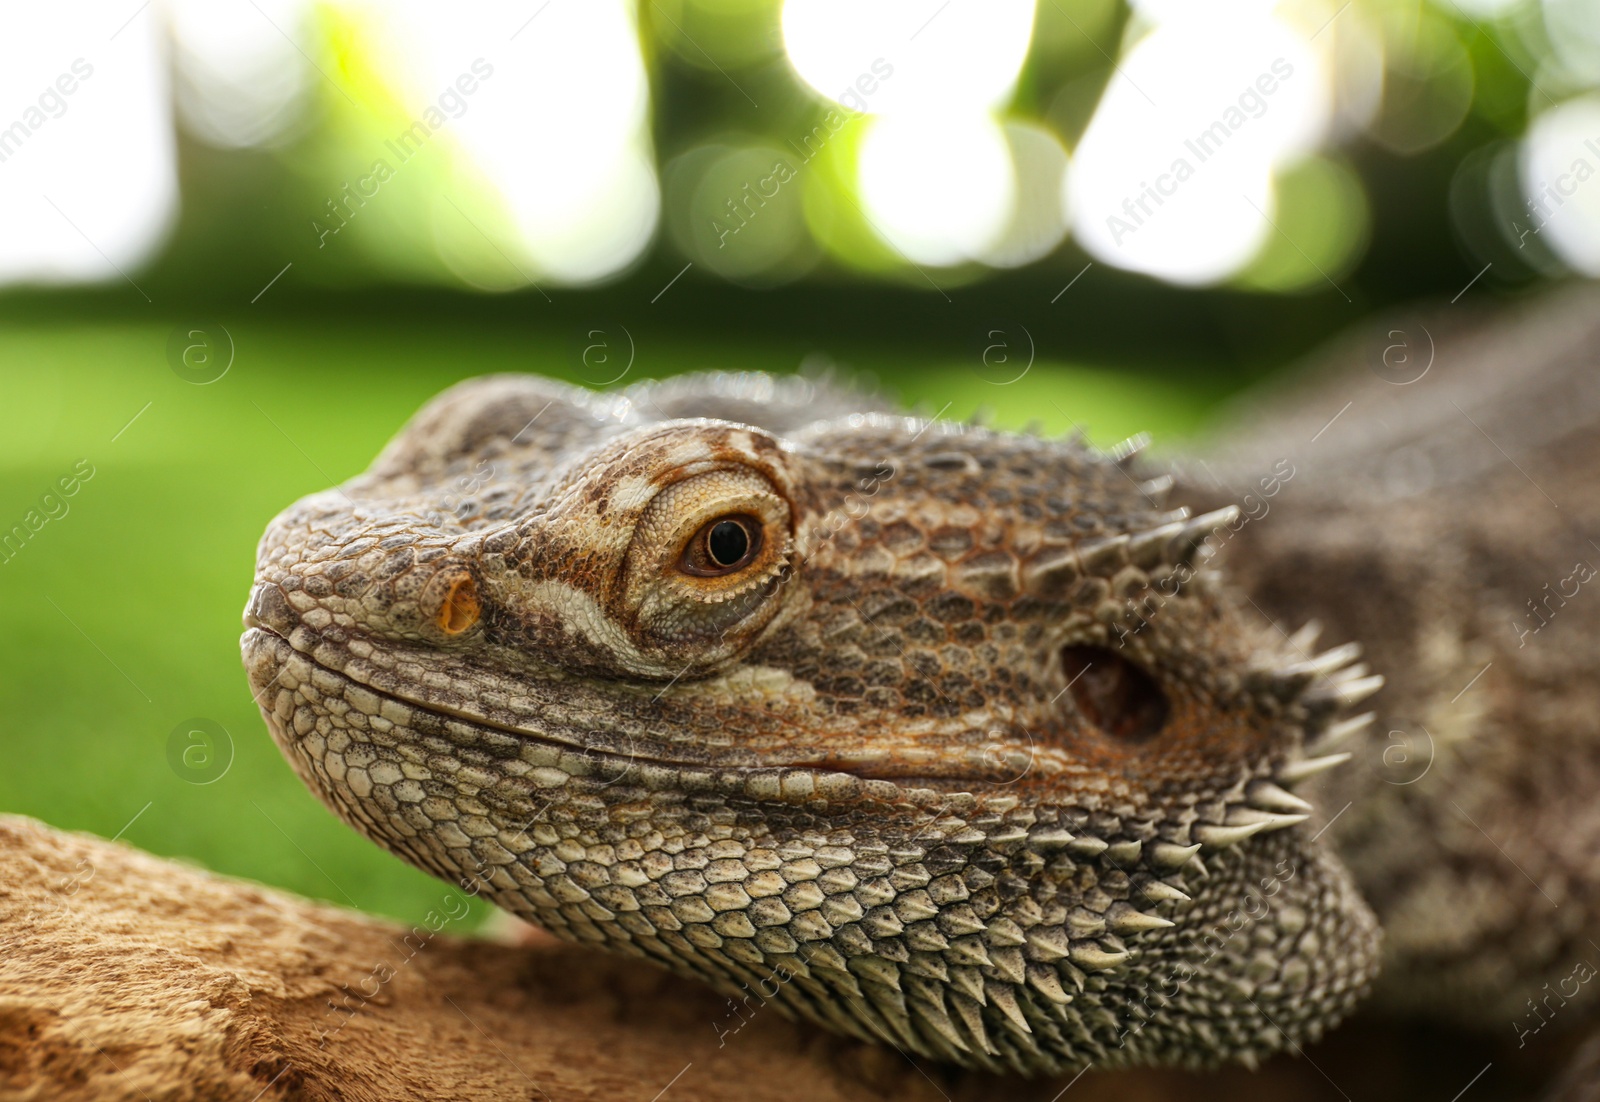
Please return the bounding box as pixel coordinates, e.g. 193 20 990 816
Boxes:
438 575 481 635
679 514 764 577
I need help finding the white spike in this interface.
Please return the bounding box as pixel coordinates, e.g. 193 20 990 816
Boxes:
1104 839 1143 864
1139 474 1176 503
1188 504 1242 529
1330 674 1385 706
1319 711 1376 751
1173 506 1241 564
1276 752 1353 785
1067 835 1109 858
1325 661 1371 685
1256 643 1365 699
1193 820 1271 849
1127 520 1188 569
1112 432 1152 466
1106 902 1176 933
1026 826 1076 851
1026 964 1073 1005
988 982 1033 1036
909 996 972 1056
1225 808 1309 833
1306 642 1364 675
1069 942 1131 971
1148 841 1202 870
949 966 987 1005
1138 880 1191 905
1246 780 1314 815
1286 620 1323 654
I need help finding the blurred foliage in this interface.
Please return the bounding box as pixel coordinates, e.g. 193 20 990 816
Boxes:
50 0 1571 366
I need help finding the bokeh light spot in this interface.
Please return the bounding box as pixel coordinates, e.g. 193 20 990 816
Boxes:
1365 14 1473 155
1237 156 1369 292
168 0 315 149
981 122 1071 269
665 141 819 285
781 0 1035 114
858 112 1016 267
1066 12 1328 285
1519 95 1600 277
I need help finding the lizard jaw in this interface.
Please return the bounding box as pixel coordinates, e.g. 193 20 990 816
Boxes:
244 618 1382 1077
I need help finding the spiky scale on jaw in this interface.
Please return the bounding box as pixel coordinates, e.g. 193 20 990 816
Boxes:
241 370 1381 1076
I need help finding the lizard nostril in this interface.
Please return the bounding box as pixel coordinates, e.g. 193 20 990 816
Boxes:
438 575 481 636
1061 645 1169 742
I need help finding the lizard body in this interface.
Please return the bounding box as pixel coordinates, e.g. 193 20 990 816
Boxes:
243 370 1384 1075
1185 284 1600 1043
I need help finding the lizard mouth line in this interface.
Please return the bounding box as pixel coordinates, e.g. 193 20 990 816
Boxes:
245 622 758 776
243 622 1000 794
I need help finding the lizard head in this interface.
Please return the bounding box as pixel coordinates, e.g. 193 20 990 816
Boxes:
243 371 1381 1075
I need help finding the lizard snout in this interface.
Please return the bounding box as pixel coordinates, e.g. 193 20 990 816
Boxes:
248 504 488 650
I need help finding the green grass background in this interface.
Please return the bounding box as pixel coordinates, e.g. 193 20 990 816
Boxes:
0 317 1238 927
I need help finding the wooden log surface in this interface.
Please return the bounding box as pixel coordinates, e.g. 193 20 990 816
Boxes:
0 813 1485 1102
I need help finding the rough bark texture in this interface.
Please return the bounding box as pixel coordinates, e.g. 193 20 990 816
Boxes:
0 815 1561 1102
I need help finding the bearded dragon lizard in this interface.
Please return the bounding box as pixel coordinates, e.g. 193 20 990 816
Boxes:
241 287 1598 1084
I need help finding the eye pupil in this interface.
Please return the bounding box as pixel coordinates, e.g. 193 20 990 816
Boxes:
707 519 750 567
680 514 764 577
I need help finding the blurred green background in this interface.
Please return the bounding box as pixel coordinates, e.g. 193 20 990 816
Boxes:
1 0 1592 927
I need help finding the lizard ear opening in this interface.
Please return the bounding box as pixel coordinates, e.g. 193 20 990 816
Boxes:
1061 645 1169 742
438 575 481 635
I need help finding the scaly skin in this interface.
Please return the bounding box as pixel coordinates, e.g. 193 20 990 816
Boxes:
242 370 1382 1075
1183 284 1600 1048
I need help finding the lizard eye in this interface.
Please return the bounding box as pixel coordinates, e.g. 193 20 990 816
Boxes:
680 514 763 576
1062 645 1170 742
618 461 794 655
